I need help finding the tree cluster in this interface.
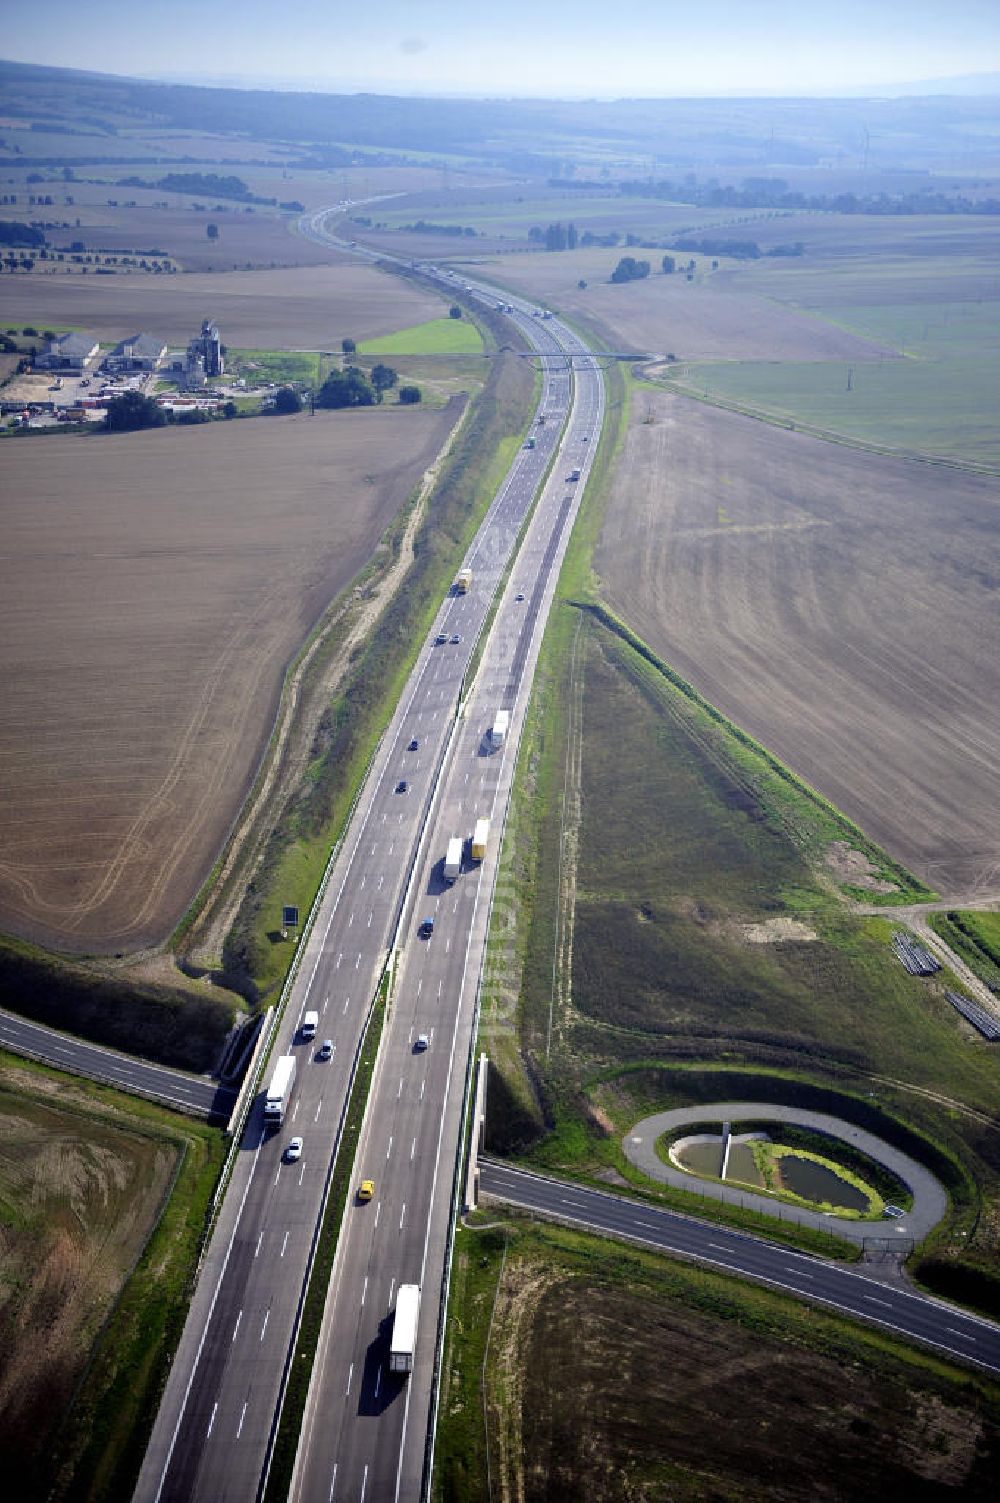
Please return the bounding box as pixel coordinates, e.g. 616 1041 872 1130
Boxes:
672 236 762 260
528 222 579 252
609 256 650 284
104 391 167 432
0 220 44 247
314 362 401 410
399 220 477 237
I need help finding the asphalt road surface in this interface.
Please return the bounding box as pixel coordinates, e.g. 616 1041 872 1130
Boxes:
480 1160 1000 1377
0 1006 233 1118
136 247 599 1503
291 288 603 1503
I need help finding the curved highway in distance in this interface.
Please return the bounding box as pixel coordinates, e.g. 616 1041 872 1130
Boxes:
136 225 597 1503
481 1160 1000 1376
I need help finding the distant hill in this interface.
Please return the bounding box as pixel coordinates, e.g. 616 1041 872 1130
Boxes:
1 57 998 178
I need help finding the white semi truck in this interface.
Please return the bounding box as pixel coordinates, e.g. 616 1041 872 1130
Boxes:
444 836 463 882
389 1284 421 1375
490 710 509 749
263 1054 296 1129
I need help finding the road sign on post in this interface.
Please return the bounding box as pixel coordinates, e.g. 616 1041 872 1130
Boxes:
282 905 299 930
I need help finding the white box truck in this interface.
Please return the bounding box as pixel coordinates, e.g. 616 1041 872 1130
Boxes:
444 836 463 883
471 818 490 862
490 710 509 749
301 1009 319 1041
264 1054 296 1129
389 1284 420 1375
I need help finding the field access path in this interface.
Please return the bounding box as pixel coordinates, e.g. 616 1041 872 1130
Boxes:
136 235 601 1503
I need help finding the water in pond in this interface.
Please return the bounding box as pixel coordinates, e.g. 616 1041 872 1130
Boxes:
777 1154 870 1213
723 1142 765 1188
674 1141 723 1178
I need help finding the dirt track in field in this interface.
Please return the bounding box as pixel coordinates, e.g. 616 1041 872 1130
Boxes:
0 263 447 348
0 404 461 952
481 248 896 361
595 389 1000 894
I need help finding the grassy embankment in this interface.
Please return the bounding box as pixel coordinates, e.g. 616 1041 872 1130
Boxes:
436 1217 1000 1503
222 302 536 1004
929 910 1000 992
664 269 1000 468
0 932 233 1074
0 1053 224 1503
478 366 1000 1300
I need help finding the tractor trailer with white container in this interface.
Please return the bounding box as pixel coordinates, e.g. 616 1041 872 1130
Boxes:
490 710 509 748
389 1284 421 1374
444 837 463 882
263 1054 296 1129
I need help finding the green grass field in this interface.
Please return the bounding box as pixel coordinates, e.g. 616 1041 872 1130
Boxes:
358 317 483 355
229 348 322 385
671 256 1000 464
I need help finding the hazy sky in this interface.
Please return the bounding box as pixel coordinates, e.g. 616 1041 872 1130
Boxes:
5 0 1000 96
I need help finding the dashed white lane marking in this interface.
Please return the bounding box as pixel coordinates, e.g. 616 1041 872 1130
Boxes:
206 1402 218 1440
281 1230 289 1257
231 1310 242 1343
260 1308 270 1341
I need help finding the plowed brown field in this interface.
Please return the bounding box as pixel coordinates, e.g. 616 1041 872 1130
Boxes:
0 262 447 348
595 389 1000 894
485 248 895 360
0 403 461 952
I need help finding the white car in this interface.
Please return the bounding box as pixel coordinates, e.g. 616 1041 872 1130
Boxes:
285 1136 303 1162
415 1033 430 1051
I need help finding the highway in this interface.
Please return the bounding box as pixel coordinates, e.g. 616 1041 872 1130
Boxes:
135 238 599 1503
481 1160 1000 1377
290 293 602 1503
0 1006 233 1118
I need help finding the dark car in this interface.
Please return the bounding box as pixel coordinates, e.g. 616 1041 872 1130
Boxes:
396 779 409 794
408 738 419 751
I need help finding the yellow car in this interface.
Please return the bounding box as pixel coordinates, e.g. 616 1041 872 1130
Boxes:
358 1179 375 1202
